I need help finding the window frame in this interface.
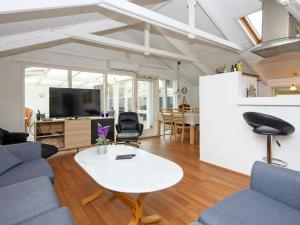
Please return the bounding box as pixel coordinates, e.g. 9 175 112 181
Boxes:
240 12 262 44
159 79 178 109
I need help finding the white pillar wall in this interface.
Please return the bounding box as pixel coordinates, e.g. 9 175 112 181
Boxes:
113 83 119 113
0 58 25 132
146 81 152 129
200 72 300 174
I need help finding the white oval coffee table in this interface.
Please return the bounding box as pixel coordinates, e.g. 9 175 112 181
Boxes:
75 145 183 225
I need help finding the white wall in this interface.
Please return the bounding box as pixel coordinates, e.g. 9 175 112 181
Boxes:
25 84 51 122
200 72 300 175
193 86 200 107
0 57 24 131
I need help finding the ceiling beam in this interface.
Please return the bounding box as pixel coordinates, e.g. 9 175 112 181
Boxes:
0 0 162 14
112 24 197 84
98 0 242 52
155 27 211 74
144 23 150 55
44 47 169 70
0 0 99 15
196 0 259 77
277 0 300 22
187 0 197 31
196 0 230 41
0 30 69 53
0 18 136 53
56 30 201 62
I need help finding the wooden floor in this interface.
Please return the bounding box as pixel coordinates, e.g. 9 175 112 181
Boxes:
49 137 249 225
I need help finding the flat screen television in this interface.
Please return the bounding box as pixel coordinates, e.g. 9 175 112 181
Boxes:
49 87 100 118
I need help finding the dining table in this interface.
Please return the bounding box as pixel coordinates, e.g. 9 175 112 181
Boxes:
182 112 199 144
158 112 199 144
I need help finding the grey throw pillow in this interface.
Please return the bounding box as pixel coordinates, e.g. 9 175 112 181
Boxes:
0 149 23 175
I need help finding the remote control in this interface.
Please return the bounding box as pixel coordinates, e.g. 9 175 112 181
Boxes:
115 154 136 160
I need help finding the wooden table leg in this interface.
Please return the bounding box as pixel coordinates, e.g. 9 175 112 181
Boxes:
82 188 161 224
156 120 161 136
112 192 161 225
141 215 161 224
81 188 106 206
190 124 195 144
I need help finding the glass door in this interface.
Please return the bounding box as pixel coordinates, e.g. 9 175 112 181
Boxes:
106 74 133 119
137 80 154 132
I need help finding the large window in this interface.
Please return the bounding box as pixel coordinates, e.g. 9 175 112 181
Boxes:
159 79 177 109
25 66 161 134
71 71 104 89
25 67 68 120
25 67 68 87
25 67 105 122
107 74 133 116
240 10 262 44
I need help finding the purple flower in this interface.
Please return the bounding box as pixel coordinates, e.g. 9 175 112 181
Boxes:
97 124 110 138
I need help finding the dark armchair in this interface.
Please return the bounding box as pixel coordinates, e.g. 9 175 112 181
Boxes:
0 128 57 159
115 112 143 145
0 128 28 145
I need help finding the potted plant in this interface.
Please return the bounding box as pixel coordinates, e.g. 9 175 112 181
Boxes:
96 123 110 154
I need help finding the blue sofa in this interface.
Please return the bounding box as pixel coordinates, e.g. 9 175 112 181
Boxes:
191 161 300 225
0 143 74 225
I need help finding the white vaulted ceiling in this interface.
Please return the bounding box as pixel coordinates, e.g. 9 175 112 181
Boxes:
0 0 265 84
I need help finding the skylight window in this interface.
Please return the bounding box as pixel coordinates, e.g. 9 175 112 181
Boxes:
240 10 262 44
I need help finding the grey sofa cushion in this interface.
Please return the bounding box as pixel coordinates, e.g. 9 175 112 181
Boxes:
0 158 54 188
0 149 23 175
2 143 42 162
0 177 59 225
17 207 74 225
251 161 300 211
199 189 300 225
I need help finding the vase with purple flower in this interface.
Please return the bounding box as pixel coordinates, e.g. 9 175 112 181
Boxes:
96 123 110 154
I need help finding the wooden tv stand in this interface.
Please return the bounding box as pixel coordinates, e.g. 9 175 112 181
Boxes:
34 117 115 151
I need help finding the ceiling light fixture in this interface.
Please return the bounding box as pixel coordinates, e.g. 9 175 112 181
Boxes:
175 61 182 96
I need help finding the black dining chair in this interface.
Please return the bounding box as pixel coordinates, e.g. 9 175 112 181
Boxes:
243 112 295 167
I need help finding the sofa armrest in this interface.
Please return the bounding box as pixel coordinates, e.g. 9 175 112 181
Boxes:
3 142 42 162
251 161 300 210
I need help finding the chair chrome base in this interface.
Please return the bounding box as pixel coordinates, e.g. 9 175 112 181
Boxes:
263 135 288 167
112 141 141 148
263 157 288 167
